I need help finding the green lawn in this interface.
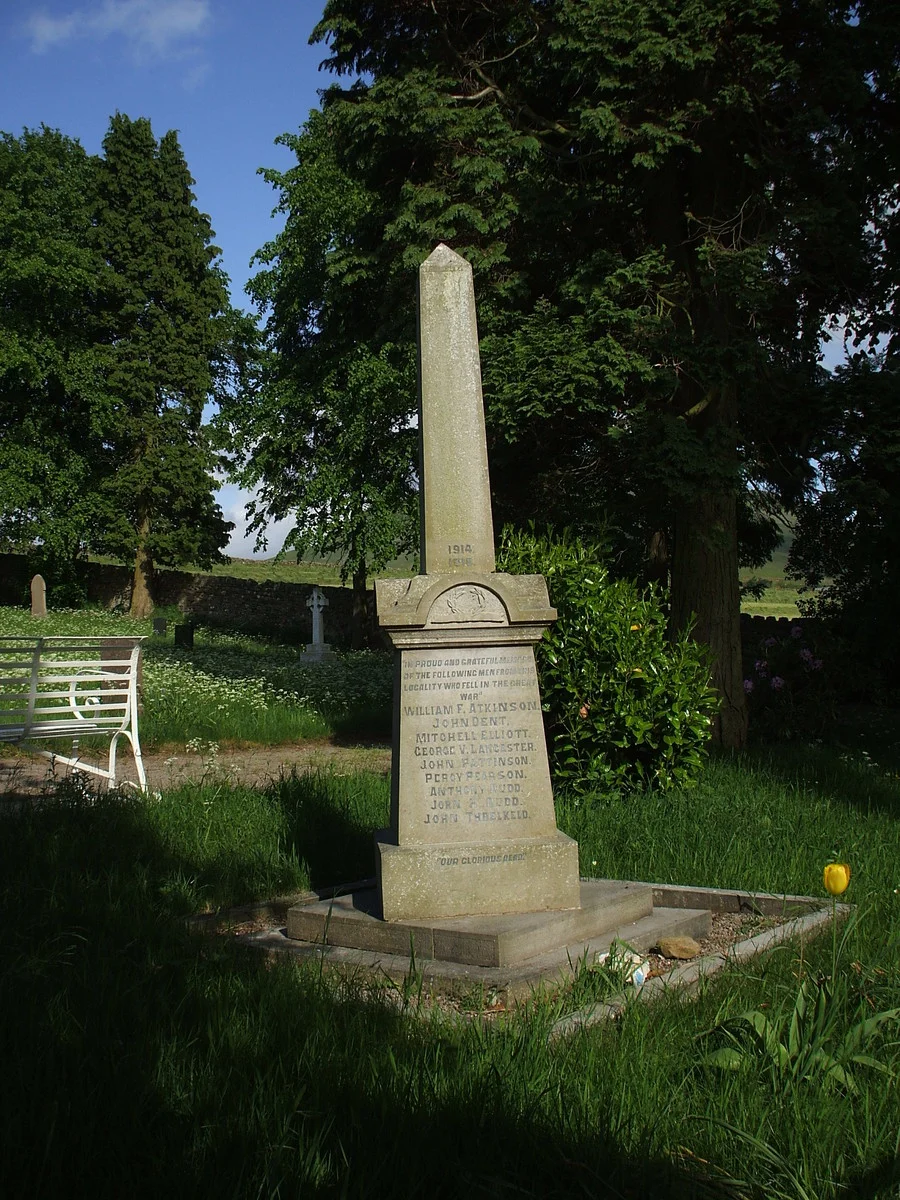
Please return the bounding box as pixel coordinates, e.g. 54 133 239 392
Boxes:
2 607 898 1198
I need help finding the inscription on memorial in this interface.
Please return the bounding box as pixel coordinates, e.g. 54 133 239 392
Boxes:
397 644 555 845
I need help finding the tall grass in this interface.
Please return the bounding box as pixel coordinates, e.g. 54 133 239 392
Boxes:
2 737 899 1198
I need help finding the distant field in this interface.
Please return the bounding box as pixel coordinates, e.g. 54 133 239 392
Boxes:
90 553 417 587
739 535 816 618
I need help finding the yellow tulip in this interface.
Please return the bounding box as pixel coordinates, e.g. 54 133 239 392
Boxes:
823 863 851 895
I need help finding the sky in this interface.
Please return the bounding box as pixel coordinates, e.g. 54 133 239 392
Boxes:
1 0 336 557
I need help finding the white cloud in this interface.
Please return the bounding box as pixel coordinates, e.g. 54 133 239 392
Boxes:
25 0 211 57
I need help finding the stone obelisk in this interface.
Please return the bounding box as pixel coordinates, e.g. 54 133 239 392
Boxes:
375 245 580 921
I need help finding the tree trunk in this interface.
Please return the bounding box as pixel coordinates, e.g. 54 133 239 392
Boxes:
351 566 368 649
129 512 154 619
671 485 747 749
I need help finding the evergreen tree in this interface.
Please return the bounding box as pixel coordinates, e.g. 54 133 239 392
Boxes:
94 114 233 617
0 127 110 593
243 0 896 745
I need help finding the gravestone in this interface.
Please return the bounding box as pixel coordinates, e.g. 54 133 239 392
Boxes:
374 245 579 921
152 618 168 637
173 624 194 650
305 586 334 661
30 574 47 618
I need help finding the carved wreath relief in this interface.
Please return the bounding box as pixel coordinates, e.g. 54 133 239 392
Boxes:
426 584 507 626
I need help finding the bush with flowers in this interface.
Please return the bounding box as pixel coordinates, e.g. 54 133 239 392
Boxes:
497 527 719 796
743 622 835 740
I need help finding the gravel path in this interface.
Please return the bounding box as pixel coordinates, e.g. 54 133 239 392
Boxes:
0 739 392 798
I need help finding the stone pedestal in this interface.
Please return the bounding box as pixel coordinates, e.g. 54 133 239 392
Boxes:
376 572 580 921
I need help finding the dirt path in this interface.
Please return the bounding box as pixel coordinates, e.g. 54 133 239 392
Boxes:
0 739 392 798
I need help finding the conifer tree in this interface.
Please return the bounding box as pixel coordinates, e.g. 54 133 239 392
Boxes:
0 128 110 593
244 0 897 745
95 114 233 617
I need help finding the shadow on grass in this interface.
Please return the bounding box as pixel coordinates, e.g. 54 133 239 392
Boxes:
736 716 900 817
1 783 748 1200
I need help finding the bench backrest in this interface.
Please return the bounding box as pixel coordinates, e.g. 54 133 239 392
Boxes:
0 636 145 739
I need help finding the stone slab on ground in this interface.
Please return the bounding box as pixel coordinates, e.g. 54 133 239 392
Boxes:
286 878 654 968
248 898 711 1001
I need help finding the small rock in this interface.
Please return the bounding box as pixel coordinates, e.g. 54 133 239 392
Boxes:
656 935 702 960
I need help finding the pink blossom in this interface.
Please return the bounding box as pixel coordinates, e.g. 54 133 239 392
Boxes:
755 659 769 676
770 675 786 690
743 679 754 694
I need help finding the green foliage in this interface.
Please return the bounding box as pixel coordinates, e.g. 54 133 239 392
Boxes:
790 357 900 701
700 975 899 1095
223 110 419 586
93 115 235 576
744 622 836 741
0 128 110 572
252 0 898 742
497 526 718 794
0 118 246 602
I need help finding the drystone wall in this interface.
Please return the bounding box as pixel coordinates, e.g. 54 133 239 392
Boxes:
0 554 378 648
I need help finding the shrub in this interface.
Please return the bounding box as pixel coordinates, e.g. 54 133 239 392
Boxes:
497 527 718 796
743 622 836 740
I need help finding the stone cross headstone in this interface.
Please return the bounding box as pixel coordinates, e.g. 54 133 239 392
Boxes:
30 574 47 618
374 245 580 922
305 586 334 661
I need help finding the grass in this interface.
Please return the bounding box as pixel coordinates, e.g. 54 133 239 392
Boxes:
0 607 393 748
2 604 899 1197
2 732 899 1198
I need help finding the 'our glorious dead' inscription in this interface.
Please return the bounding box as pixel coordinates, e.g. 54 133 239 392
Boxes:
396 645 557 846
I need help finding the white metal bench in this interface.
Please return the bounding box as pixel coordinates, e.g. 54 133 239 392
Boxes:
0 636 147 791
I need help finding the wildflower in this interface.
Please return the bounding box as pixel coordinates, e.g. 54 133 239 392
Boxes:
799 647 814 662
764 636 778 648
770 675 785 690
755 659 769 677
743 679 754 694
791 625 804 639
811 658 824 671
823 863 851 896
630 623 642 631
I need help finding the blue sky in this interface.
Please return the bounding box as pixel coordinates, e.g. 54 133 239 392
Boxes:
1 0 333 557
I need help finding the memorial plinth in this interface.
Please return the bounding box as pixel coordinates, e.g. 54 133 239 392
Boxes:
375 571 580 920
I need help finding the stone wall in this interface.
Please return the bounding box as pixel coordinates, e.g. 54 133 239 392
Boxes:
0 553 379 648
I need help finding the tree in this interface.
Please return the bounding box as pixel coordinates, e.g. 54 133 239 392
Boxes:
789 354 900 686
223 109 419 641
94 114 234 617
0 127 111 594
242 0 895 744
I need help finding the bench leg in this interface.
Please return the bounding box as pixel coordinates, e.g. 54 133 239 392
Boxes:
111 731 148 792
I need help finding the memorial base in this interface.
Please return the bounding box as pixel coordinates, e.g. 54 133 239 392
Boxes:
375 829 580 922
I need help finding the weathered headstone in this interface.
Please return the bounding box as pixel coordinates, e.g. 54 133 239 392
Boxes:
173 624 194 650
305 586 334 661
152 618 168 637
374 245 580 921
30 574 47 618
